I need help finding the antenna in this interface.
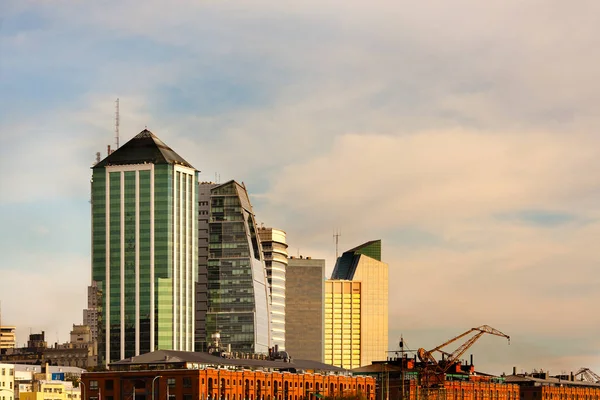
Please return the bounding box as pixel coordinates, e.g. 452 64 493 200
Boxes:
115 98 120 149
333 229 341 259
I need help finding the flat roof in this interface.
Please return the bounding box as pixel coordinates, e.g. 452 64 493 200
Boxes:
111 350 348 374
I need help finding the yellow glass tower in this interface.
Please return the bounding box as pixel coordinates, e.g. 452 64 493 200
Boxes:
324 280 361 369
325 240 388 369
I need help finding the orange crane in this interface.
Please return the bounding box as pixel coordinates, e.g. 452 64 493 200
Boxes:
417 325 510 385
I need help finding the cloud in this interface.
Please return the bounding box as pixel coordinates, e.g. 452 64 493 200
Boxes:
0 252 89 346
256 130 600 373
2 0 600 374
263 131 600 229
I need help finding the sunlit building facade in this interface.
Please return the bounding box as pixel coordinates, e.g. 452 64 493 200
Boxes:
325 280 361 369
196 181 271 354
286 257 325 362
91 129 198 365
258 227 288 351
0 363 14 400
325 240 388 369
0 327 16 352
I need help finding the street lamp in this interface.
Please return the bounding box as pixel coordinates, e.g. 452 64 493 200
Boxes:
152 376 163 400
79 380 86 400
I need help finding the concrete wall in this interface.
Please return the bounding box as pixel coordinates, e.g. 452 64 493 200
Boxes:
285 257 325 363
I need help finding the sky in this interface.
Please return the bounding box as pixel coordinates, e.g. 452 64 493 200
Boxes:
1 0 599 375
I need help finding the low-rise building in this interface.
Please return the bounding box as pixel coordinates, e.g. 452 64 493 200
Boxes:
0 333 47 365
506 371 600 400
44 326 97 369
19 380 81 400
14 364 86 400
0 328 16 353
0 363 15 400
82 350 376 400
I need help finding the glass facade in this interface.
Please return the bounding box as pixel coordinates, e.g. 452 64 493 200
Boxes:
324 281 361 369
198 181 271 354
349 254 388 367
325 241 388 368
91 130 198 366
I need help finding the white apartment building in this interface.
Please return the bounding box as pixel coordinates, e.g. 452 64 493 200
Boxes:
0 363 15 400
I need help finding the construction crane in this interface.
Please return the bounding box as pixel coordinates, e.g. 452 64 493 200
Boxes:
417 325 510 385
574 368 600 383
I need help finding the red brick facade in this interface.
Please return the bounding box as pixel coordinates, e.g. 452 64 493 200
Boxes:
82 368 376 400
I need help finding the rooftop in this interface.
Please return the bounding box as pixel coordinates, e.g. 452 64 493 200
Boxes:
331 240 382 280
93 129 195 169
110 350 348 374
505 374 600 388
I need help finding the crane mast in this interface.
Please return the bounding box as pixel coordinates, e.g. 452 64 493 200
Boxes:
417 325 510 387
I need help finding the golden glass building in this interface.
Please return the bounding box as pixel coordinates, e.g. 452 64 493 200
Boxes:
325 240 388 369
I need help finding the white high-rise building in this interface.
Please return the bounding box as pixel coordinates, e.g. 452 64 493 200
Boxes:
258 227 288 350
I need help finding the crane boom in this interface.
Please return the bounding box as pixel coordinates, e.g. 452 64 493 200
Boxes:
417 325 510 373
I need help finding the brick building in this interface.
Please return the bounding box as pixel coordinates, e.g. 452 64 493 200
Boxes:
81 350 376 400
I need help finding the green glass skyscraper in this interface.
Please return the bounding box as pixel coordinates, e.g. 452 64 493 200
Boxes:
91 130 198 365
196 180 271 354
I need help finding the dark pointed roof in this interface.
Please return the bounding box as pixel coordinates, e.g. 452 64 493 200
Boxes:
93 129 195 169
331 240 382 280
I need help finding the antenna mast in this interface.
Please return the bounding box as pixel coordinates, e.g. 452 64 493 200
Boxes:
115 98 120 149
333 229 341 259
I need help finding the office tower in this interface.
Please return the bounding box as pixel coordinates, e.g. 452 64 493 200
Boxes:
83 281 100 343
196 180 271 353
91 129 198 365
324 280 361 369
325 240 388 369
285 256 325 362
257 227 288 351
0 326 16 352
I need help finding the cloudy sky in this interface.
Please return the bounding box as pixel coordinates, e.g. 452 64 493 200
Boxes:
1 0 599 374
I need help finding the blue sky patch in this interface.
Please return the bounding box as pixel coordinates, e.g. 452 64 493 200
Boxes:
498 210 579 227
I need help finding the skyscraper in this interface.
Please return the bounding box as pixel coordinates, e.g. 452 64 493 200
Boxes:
83 281 100 343
325 240 388 368
91 129 198 365
196 180 271 353
285 256 325 362
258 227 288 351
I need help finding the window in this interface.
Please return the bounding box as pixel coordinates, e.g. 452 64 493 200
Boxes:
105 380 114 391
90 381 99 390
168 378 176 387
183 378 192 388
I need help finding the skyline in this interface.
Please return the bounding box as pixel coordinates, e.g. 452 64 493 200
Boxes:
1 0 600 375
